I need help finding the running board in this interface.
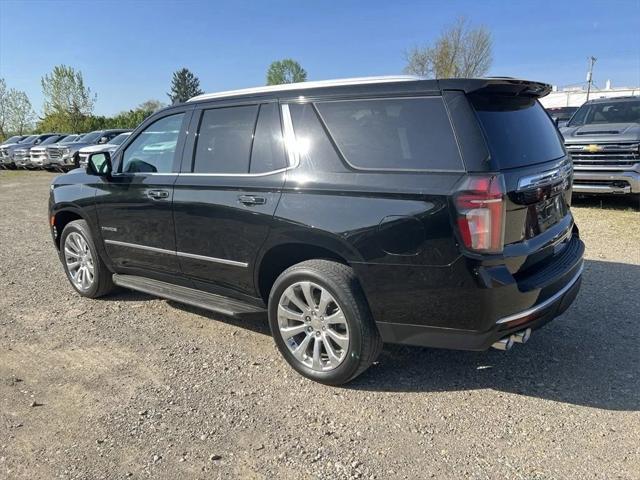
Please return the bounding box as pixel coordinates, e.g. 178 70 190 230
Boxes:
112 274 266 318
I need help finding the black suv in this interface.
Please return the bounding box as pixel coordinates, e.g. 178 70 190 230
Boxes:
49 76 584 385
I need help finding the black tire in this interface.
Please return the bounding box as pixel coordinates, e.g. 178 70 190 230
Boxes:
268 259 382 385
59 219 114 298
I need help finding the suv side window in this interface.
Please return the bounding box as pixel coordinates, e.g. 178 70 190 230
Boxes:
288 103 345 171
122 113 185 173
193 105 258 174
250 103 287 173
315 97 463 171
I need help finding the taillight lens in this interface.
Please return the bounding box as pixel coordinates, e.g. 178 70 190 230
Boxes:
454 175 506 253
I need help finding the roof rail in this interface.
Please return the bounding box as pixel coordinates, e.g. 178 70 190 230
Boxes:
188 75 423 102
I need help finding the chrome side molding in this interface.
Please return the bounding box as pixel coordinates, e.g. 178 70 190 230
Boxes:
104 239 248 268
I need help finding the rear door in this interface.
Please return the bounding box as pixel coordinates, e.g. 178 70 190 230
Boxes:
95 109 192 279
173 101 287 298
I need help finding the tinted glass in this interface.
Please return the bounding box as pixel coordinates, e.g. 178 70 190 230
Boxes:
21 135 38 143
250 103 286 173
316 97 462 171
471 95 564 168
122 113 184 173
288 103 345 172
567 100 640 126
193 105 258 173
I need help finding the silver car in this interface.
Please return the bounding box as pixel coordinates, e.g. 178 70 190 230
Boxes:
560 96 640 195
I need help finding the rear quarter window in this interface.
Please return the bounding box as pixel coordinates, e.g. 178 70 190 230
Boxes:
471 95 565 169
315 97 463 171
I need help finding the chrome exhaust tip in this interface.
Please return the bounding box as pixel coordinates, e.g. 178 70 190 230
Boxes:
491 336 514 351
511 328 532 344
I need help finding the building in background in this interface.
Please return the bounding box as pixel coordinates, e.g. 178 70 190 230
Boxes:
540 80 640 109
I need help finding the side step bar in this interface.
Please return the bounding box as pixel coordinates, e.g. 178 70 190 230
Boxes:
112 274 266 318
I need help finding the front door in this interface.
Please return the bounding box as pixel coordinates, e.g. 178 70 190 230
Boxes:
173 101 288 297
95 110 191 279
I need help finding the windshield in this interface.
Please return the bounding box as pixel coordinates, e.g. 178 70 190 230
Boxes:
3 135 23 144
39 136 63 146
109 133 130 146
568 99 640 126
59 135 79 144
80 131 102 143
471 94 565 169
21 135 38 143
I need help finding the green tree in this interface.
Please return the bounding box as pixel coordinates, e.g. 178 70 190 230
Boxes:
7 88 36 135
0 79 36 138
168 68 203 104
0 78 8 139
41 65 96 132
404 17 492 78
266 59 307 85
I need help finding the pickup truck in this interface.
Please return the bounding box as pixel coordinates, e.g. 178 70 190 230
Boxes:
560 96 640 196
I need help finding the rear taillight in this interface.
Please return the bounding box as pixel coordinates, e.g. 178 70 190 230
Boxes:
454 175 506 253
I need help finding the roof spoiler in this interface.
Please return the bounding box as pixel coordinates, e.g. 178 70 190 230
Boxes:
438 78 552 98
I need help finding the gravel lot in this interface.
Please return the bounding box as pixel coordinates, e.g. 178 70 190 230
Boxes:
1 170 639 480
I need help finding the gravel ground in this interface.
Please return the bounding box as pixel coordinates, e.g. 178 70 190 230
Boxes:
1 170 639 480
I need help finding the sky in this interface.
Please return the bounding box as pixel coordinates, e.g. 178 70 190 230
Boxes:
1 0 639 117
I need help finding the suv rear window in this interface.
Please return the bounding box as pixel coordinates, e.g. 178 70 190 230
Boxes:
471 94 564 169
315 97 463 171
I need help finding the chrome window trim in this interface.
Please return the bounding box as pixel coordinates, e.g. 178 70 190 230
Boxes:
104 239 248 268
177 167 289 178
281 104 300 169
496 262 584 325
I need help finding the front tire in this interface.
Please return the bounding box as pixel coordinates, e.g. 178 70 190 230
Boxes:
268 259 382 385
59 219 114 298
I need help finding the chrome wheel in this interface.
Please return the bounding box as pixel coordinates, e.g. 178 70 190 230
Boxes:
277 281 350 372
64 231 95 291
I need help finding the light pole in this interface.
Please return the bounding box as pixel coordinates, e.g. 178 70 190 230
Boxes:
586 56 597 102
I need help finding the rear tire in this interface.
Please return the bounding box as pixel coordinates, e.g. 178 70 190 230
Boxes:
268 259 382 385
59 219 114 298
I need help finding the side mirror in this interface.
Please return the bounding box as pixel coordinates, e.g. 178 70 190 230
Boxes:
554 117 559 126
87 151 112 176
98 136 109 144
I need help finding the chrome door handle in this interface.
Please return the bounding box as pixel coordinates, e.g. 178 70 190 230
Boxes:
147 189 170 200
238 195 266 206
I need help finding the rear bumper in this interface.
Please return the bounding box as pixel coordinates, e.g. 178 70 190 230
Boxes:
573 169 640 194
377 264 582 350
361 229 585 351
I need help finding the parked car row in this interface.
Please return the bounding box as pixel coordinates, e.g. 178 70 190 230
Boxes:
0 129 131 172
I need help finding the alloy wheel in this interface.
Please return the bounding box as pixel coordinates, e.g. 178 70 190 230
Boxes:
277 281 350 372
64 232 95 291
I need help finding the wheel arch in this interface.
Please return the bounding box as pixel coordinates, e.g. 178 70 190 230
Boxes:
256 242 354 303
51 207 90 250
